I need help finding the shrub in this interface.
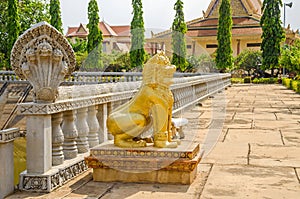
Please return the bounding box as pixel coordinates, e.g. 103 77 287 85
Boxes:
243 77 251 83
291 80 300 93
231 78 243 84
282 78 292 89
252 78 278 84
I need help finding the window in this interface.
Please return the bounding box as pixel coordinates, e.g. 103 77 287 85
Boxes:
186 45 192 49
206 44 218 48
247 43 261 47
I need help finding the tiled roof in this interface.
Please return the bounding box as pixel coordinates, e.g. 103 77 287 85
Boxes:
188 16 260 28
66 27 78 36
66 22 130 38
186 27 262 37
99 21 117 36
205 0 262 18
111 26 131 37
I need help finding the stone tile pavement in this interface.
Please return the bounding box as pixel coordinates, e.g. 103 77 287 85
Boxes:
7 84 300 199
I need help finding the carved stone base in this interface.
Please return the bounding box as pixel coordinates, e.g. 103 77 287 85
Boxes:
85 141 203 185
19 152 88 192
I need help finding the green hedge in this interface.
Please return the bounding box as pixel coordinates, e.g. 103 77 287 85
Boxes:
282 78 300 93
231 77 278 84
231 78 244 84
243 77 251 83
252 78 278 84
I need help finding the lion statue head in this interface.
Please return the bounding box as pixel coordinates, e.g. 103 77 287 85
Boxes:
142 51 176 88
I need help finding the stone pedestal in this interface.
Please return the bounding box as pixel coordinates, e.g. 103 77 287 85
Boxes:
19 152 88 192
85 141 203 185
26 115 52 174
0 128 20 199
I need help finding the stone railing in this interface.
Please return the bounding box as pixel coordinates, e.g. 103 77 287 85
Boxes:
16 73 230 192
0 70 208 84
6 21 231 194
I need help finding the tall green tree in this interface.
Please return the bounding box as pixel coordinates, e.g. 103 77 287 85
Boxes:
49 0 63 33
260 0 284 75
18 0 49 33
86 0 103 69
171 0 188 72
7 0 20 58
130 0 145 69
0 0 9 69
0 0 49 69
216 0 233 71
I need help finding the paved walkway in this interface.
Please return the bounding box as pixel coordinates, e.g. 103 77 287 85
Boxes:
7 84 300 199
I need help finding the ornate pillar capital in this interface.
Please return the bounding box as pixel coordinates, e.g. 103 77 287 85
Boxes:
10 22 76 103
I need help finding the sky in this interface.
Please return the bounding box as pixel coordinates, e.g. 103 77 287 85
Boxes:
60 0 300 35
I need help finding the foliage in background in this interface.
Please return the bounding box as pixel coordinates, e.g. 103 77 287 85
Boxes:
282 78 300 93
69 38 87 53
216 0 233 70
78 51 133 72
103 52 131 72
186 54 216 73
50 0 63 33
86 0 103 70
0 0 49 70
0 0 9 69
68 38 87 71
171 0 188 72
7 0 20 69
18 0 49 33
252 77 278 84
260 0 284 75
234 49 262 75
231 77 278 84
130 0 146 69
280 39 300 74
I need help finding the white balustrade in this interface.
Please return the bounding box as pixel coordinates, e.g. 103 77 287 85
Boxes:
8 21 231 192
87 105 100 148
62 110 78 159
51 112 64 165
75 107 90 153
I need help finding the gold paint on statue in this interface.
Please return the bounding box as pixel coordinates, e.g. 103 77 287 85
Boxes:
107 52 178 148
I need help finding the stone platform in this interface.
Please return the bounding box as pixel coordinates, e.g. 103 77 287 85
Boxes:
85 140 203 184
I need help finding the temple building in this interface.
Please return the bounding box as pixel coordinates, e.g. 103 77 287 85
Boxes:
66 21 131 53
147 0 299 57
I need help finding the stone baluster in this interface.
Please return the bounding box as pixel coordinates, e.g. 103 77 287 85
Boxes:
76 107 89 153
62 110 78 159
107 103 114 140
87 105 100 148
97 104 108 143
51 112 64 165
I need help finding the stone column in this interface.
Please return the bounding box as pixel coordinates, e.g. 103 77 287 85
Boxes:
51 112 64 165
62 110 78 159
97 103 108 143
0 128 20 199
26 115 52 174
87 105 99 148
76 107 89 153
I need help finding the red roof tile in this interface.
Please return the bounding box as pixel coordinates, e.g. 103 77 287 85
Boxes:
111 26 131 37
186 27 262 37
188 17 260 28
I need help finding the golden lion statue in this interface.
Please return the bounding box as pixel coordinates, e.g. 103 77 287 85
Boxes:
107 52 178 148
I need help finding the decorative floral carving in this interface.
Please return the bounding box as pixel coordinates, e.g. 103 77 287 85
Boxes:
10 22 76 103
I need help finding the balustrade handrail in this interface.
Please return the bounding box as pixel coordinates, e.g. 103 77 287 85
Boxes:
0 70 214 84
14 72 230 192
